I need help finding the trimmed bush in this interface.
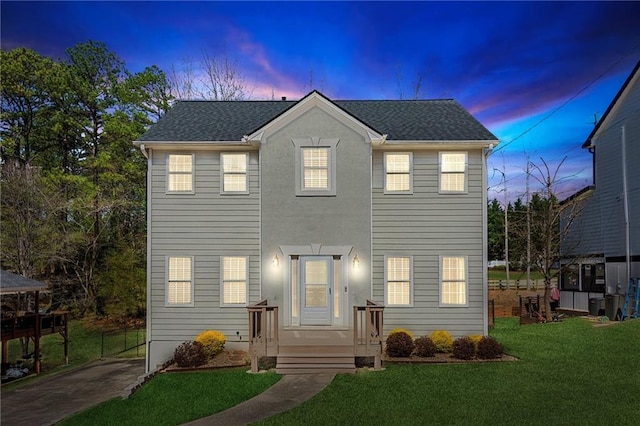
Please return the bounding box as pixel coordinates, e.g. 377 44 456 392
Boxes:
385 331 415 357
452 337 475 360
414 336 437 357
477 336 504 359
195 330 226 358
389 327 414 339
429 330 454 353
468 334 483 349
173 341 207 368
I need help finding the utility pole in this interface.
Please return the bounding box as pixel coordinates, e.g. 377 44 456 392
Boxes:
526 157 531 289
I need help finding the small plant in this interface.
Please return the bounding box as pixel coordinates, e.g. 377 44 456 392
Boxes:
468 334 483 349
477 336 504 359
385 331 415 357
414 336 437 357
429 330 453 353
173 341 207 368
452 337 475 360
389 327 414 339
195 330 226 358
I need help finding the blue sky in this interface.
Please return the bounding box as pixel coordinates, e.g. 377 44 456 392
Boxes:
2 1 639 202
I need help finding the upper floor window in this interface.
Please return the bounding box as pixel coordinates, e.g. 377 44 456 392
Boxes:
439 152 467 193
384 153 413 193
440 255 468 307
293 138 338 196
385 256 413 307
221 153 248 194
221 256 248 306
166 256 194 306
167 154 194 193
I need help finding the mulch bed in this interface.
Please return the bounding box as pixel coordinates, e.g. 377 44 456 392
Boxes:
383 353 518 364
162 350 250 372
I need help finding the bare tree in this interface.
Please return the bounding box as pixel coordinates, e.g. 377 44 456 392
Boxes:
168 57 198 100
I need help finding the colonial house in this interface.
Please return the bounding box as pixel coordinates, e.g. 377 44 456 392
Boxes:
559 60 640 315
134 91 497 373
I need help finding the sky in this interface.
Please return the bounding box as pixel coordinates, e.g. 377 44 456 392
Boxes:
2 1 639 203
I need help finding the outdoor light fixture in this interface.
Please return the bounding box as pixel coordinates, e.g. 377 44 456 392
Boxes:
353 254 360 269
272 255 280 267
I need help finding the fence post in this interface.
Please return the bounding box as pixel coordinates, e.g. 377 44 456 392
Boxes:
101 330 105 358
124 327 127 353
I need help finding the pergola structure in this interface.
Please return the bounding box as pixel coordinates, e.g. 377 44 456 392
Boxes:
1 270 68 375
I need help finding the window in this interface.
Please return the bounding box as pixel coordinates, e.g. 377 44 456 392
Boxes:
439 152 467 193
221 153 248 194
221 256 247 306
303 148 329 189
440 256 468 306
384 153 413 193
166 256 193 306
385 256 413 306
167 154 194 193
293 138 338 196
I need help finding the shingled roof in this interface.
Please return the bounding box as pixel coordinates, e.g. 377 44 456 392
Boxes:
137 91 497 143
1 270 49 294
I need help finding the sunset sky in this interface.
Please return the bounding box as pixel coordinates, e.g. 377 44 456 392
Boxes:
2 1 639 202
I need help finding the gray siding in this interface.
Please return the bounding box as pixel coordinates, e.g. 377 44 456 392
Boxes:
148 149 260 367
372 150 486 337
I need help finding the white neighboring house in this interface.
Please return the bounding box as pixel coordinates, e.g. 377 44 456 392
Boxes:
559 61 640 315
134 90 498 373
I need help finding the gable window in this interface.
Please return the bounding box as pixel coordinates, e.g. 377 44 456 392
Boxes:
221 153 248 194
166 256 193 306
384 152 413 193
293 138 338 196
439 152 467 193
167 154 194 193
221 256 248 306
385 256 413 306
440 256 468 306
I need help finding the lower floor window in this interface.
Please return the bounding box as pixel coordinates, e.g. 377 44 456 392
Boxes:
385 256 413 306
167 256 193 306
221 256 248 305
440 256 467 306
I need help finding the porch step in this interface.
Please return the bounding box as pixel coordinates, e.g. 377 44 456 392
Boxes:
276 345 356 374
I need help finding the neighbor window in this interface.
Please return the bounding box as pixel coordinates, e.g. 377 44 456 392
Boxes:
221 153 248 194
439 152 467 193
384 153 413 193
293 138 338 196
167 154 194 193
166 256 193 306
385 256 413 306
440 256 468 306
221 256 247 306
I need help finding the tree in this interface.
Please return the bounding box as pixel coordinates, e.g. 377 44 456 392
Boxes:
487 199 505 261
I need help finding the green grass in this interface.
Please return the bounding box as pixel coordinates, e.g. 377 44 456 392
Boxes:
257 318 639 425
488 269 545 281
59 368 281 426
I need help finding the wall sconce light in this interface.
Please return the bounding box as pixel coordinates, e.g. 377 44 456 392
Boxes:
353 254 360 269
272 255 280 267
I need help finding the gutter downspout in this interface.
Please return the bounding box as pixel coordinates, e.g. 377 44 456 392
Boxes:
621 126 631 284
142 144 152 373
482 144 494 335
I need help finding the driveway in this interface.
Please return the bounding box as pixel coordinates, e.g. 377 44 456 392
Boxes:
1 358 145 426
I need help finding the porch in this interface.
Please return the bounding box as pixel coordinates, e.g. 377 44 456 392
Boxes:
247 300 384 374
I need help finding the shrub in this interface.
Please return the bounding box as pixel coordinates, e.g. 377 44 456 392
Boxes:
414 336 437 357
195 330 226 358
452 337 476 360
429 330 453 353
389 327 414 339
468 334 483 349
385 331 415 357
173 341 207 368
477 336 504 359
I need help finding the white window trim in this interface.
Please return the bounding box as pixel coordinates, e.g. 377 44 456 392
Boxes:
220 256 249 307
220 152 249 195
439 255 469 307
384 255 414 307
384 152 413 194
438 151 468 194
293 138 338 196
166 153 195 194
165 255 195 307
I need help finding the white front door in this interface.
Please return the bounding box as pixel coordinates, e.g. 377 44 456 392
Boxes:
300 256 332 325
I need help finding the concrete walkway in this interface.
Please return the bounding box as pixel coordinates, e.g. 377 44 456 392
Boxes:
1 358 145 426
184 373 335 426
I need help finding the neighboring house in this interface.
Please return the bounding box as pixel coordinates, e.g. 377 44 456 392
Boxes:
135 90 497 373
559 61 640 314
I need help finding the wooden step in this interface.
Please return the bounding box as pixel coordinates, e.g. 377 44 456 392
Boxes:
276 345 356 374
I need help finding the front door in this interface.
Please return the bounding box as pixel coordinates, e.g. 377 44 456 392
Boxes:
300 256 332 325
